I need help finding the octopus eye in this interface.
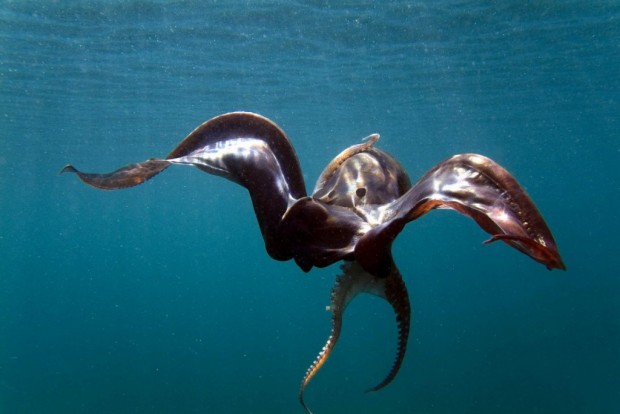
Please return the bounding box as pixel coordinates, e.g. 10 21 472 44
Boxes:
356 187 367 198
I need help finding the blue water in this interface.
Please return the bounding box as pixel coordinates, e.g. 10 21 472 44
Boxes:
1 1 618 413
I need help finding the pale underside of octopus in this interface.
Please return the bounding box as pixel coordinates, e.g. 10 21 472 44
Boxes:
62 112 565 413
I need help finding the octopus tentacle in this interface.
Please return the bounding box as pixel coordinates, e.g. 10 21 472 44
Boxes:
382 153 565 270
299 279 343 414
365 264 410 393
60 112 306 261
60 159 170 190
299 261 410 413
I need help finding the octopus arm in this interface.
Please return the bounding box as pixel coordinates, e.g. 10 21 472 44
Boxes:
61 112 307 261
382 153 565 270
299 261 410 414
60 159 170 190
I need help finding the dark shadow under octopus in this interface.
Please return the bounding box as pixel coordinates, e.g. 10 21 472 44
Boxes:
62 112 565 413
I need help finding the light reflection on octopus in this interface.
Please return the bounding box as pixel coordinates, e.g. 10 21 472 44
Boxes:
62 112 565 413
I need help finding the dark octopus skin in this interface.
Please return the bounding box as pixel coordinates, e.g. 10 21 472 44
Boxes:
61 112 565 413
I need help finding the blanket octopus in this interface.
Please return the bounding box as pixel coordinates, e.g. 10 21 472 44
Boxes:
62 112 565 413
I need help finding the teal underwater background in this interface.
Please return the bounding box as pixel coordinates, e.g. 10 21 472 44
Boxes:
1 1 618 413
